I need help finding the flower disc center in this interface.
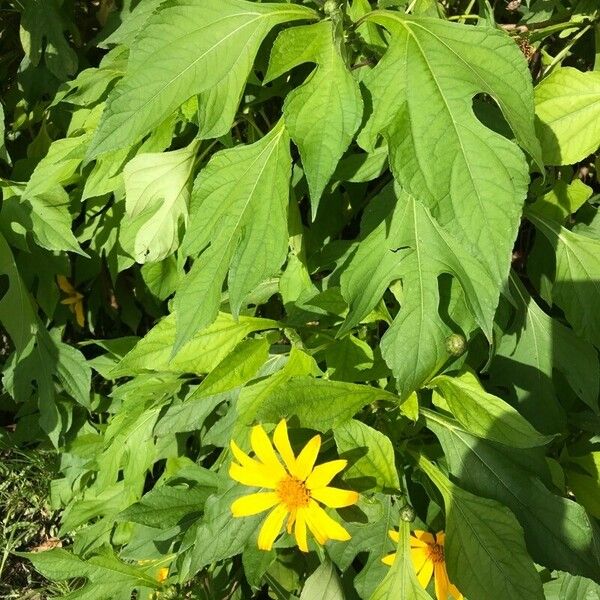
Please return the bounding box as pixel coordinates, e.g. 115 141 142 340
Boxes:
277 476 310 510
429 543 445 563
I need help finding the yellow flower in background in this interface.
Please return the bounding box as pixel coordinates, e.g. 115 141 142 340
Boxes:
229 419 359 552
156 567 169 583
57 275 85 327
383 530 463 600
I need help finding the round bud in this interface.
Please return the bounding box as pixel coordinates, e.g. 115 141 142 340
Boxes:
400 504 416 523
445 333 467 357
323 0 339 15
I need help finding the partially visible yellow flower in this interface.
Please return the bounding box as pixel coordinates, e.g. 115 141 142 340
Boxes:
229 419 359 552
383 529 463 600
57 275 85 327
156 567 169 583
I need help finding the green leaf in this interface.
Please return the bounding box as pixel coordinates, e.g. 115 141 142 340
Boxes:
340 186 497 398
0 235 91 444
102 0 166 47
178 486 262 579
359 12 541 287
430 369 552 447
118 484 216 529
23 547 158 600
121 140 199 263
418 454 544 600
88 0 316 156
175 121 291 349
530 178 593 223
191 337 269 398
0 103 10 164
491 272 599 420
334 419 399 492
527 210 600 348
369 520 430 600
266 22 363 216
256 377 399 432
300 559 345 600
0 232 37 355
424 410 600 582
19 0 78 80
535 67 600 165
328 495 398 599
110 312 278 378
235 347 320 433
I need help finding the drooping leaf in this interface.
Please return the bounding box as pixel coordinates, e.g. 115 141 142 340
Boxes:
527 210 600 348
256 377 400 432
178 486 262 580
21 547 158 600
175 120 291 349
328 495 398 599
535 67 600 165
424 410 600 582
265 21 363 215
430 369 553 447
340 186 497 398
235 347 321 434
334 419 399 492
121 140 199 263
418 454 544 600
300 559 345 600
110 312 278 378
359 12 541 288
88 0 316 157
490 272 599 422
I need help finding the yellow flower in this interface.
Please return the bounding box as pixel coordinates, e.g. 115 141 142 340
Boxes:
383 530 463 600
156 567 169 583
57 275 85 327
229 419 359 552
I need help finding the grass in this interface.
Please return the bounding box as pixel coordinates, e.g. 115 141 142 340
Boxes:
0 437 69 600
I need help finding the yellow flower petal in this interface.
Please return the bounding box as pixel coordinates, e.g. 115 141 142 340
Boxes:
304 507 327 545
295 508 309 552
382 552 396 566
230 440 261 469
57 275 76 294
411 547 429 574
388 529 400 543
295 435 321 481
258 504 288 551
306 499 350 542
229 463 277 489
449 582 463 600
74 301 85 327
435 531 446 546
305 459 347 490
61 297 80 306
416 557 434 589
310 486 358 508
412 530 435 546
434 562 449 600
251 425 286 477
273 420 297 473
231 492 279 517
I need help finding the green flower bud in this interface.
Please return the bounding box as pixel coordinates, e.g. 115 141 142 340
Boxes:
323 0 339 15
400 504 416 523
445 333 467 357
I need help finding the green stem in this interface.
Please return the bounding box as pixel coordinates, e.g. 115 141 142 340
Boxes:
459 0 477 23
543 24 592 76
